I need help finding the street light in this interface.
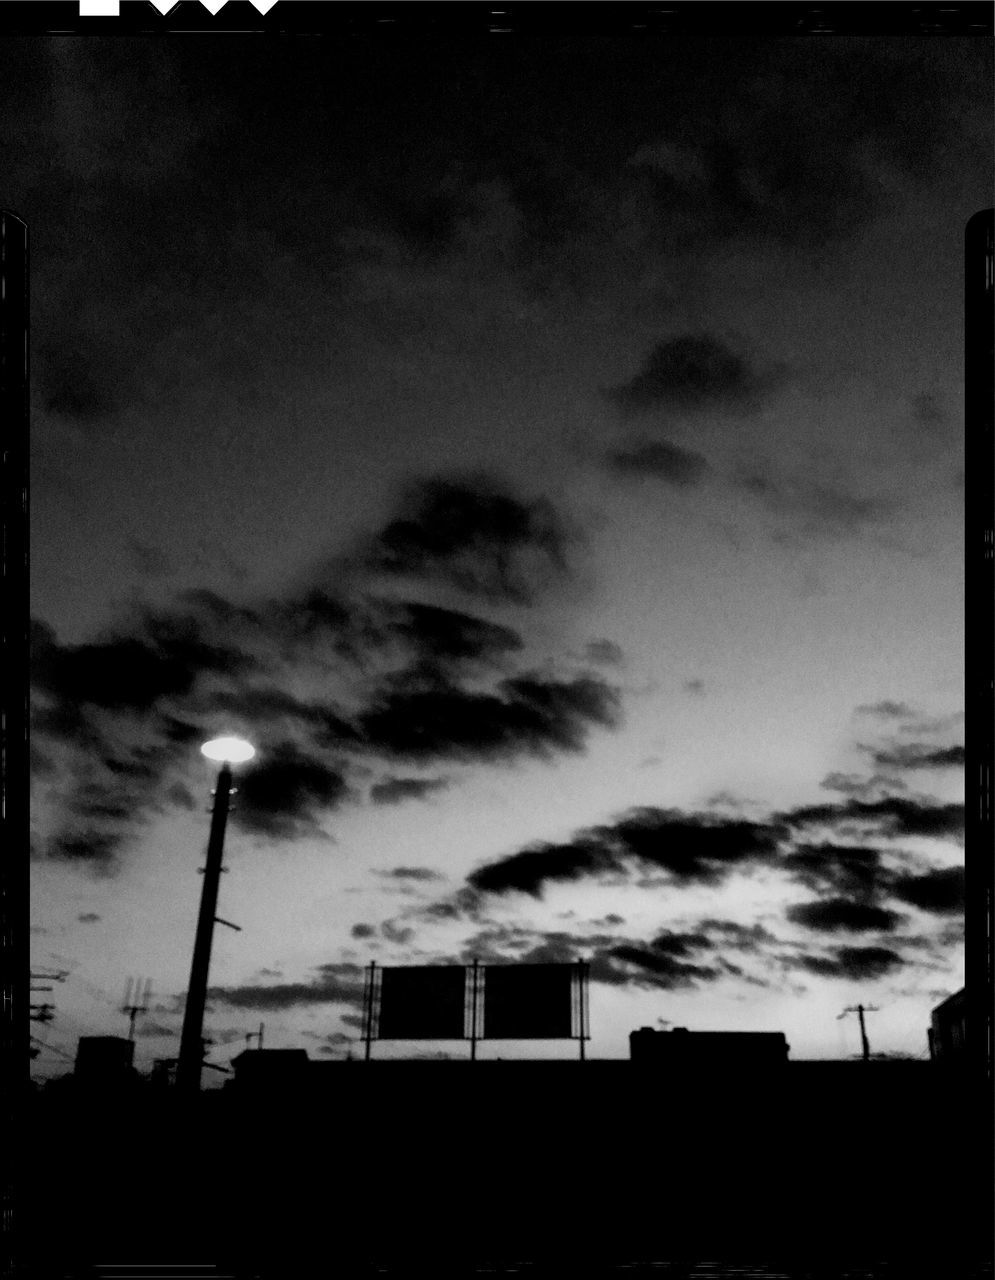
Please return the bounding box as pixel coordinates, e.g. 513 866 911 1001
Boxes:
201 736 256 765
176 736 255 1094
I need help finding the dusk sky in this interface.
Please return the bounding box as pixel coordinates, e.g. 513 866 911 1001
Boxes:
12 34 987 1077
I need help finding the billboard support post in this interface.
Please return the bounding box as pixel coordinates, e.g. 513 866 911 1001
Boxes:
578 961 587 1062
470 958 479 1061
363 961 376 1061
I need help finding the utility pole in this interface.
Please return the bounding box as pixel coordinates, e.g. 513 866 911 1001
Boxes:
838 1004 880 1061
176 737 253 1095
176 762 233 1094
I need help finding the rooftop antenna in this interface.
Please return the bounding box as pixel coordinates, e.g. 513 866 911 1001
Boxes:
122 977 152 1042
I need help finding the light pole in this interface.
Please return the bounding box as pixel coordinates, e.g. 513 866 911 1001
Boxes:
176 736 255 1095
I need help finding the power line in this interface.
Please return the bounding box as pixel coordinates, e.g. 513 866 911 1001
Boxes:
30 1036 75 1063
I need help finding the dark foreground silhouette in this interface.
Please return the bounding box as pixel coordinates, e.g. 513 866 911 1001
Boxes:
22 1061 990 1276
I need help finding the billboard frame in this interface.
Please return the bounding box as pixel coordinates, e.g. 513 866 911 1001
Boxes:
361 960 590 1060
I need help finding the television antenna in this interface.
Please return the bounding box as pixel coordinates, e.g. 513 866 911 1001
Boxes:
122 977 152 1042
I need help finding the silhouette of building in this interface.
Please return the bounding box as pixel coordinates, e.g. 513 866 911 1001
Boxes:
629 1025 790 1065
229 1048 310 1090
74 1035 136 1085
928 987 966 1062
150 1057 178 1090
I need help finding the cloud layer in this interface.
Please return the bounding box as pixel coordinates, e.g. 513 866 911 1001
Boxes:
31 472 619 866
609 332 772 416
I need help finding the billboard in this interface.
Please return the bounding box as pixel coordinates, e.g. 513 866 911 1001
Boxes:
482 963 574 1040
376 965 468 1040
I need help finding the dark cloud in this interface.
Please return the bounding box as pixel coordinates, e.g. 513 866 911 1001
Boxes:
684 679 706 696
138 605 262 681
32 623 195 713
28 480 608 863
696 919 778 949
8 43 981 407
233 741 353 839
381 920 415 945
896 711 964 737
606 439 709 486
350 923 376 939
30 583 383 857
609 807 786 886
855 700 917 720
468 807 785 898
468 836 622 898
454 923 703 988
164 782 196 810
368 474 574 604
319 1032 355 1052
360 670 620 764
69 781 133 824
610 332 771 415
793 946 904 981
866 743 965 771
598 945 720 989
388 601 523 668
778 796 964 840
417 900 464 922
31 609 256 715
369 776 450 806
100 751 160 782
649 930 712 957
583 639 624 667
891 866 964 916
627 42 985 250
739 473 890 539
819 771 909 799
782 842 890 903
208 963 365 1011
378 866 446 883
30 744 56 778
45 827 121 867
790 484 888 534
198 683 360 743
783 840 964 922
76 912 101 924
458 923 545 964
785 898 906 934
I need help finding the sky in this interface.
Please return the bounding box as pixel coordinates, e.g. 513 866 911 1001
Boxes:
9 34 988 1078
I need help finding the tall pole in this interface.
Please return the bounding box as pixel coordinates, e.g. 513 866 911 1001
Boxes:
578 961 587 1062
177 763 233 1094
363 962 375 1061
470 959 479 1062
838 1003 878 1061
857 1005 870 1063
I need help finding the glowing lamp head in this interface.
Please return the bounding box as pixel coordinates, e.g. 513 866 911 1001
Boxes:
201 736 256 765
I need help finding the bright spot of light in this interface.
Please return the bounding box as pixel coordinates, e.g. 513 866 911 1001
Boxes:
201 736 256 764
